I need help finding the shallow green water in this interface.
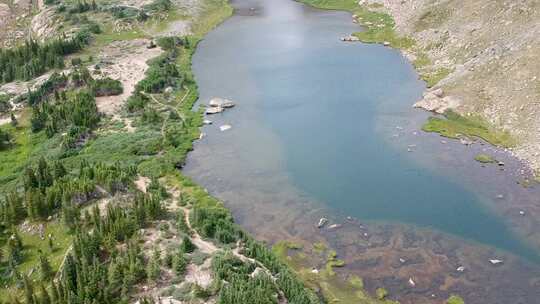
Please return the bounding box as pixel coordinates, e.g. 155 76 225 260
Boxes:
185 0 539 261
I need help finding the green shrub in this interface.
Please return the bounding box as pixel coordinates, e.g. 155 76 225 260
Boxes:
91 77 123 97
447 295 465 304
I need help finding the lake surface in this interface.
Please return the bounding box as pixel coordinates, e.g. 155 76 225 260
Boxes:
185 0 539 263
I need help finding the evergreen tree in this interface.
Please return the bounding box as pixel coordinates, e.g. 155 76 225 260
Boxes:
0 128 9 149
48 236 54 252
10 113 17 127
180 236 196 253
38 284 51 304
146 252 161 282
38 250 54 281
7 232 23 265
172 250 187 277
23 275 34 304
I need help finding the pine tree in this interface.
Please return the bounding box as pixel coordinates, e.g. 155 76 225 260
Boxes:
7 232 23 265
23 275 34 304
10 113 17 127
38 250 54 281
107 258 123 293
172 250 187 277
38 284 51 304
180 236 196 253
53 161 67 179
146 252 161 282
48 236 54 252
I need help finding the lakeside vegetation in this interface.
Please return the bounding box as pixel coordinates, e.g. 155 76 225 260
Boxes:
272 240 399 304
422 110 515 148
298 0 453 89
475 153 496 164
299 0 514 153
0 1 322 303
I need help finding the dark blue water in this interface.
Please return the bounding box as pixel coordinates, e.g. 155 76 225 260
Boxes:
185 0 539 262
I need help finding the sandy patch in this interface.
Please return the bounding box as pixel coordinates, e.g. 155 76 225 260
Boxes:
94 39 163 118
135 175 151 193
184 258 213 288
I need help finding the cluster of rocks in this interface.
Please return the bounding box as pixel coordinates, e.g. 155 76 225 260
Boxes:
205 97 235 115
413 88 461 114
340 35 359 42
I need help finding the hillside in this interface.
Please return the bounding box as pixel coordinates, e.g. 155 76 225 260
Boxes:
363 0 540 172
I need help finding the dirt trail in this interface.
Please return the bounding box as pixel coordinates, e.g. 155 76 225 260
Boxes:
182 206 218 254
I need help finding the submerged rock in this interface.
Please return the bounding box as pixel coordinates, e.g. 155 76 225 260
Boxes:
489 259 504 265
328 224 342 230
219 124 232 131
317 217 328 228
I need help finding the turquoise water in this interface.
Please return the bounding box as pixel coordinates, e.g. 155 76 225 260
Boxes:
186 0 539 261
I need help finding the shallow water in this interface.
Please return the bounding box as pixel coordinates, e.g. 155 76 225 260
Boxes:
186 0 540 262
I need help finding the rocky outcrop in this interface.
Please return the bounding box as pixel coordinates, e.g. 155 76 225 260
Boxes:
30 7 66 42
413 88 461 114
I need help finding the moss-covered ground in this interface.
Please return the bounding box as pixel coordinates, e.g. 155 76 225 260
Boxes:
272 240 399 304
422 110 515 148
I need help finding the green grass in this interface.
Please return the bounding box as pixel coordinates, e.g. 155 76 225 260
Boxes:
298 0 414 49
0 110 52 191
313 241 327 253
422 110 515 148
272 239 398 304
422 67 452 88
272 240 303 257
0 221 73 299
446 295 465 304
93 25 147 45
191 0 233 37
474 153 496 164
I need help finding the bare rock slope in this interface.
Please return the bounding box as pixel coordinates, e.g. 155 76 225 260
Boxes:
366 0 540 170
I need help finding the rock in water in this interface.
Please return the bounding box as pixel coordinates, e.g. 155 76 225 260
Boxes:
205 107 223 115
219 124 232 131
328 224 342 229
317 217 328 228
489 259 503 265
209 97 235 108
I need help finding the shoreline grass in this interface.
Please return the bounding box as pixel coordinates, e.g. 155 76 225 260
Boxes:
422 110 515 148
272 240 399 304
475 153 496 164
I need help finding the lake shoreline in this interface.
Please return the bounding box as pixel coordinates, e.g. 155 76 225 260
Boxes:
185 1 540 303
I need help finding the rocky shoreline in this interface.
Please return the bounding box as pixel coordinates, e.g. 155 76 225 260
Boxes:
358 0 540 174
